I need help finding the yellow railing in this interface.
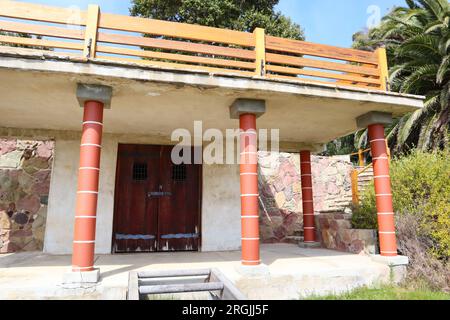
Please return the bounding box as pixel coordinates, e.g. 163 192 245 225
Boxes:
350 141 391 205
0 0 389 91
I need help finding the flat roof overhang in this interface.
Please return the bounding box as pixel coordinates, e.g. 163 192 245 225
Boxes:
0 47 424 151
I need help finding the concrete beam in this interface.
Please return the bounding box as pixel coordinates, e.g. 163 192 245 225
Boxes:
0 48 424 112
356 111 393 129
230 99 266 119
76 83 113 109
278 141 325 154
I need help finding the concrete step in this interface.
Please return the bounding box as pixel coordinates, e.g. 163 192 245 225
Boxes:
358 177 374 181
358 182 372 187
285 236 304 243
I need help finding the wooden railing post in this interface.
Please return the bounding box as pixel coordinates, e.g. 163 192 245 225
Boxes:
254 28 266 77
376 47 389 91
358 149 364 167
83 4 100 58
351 169 360 206
386 140 391 162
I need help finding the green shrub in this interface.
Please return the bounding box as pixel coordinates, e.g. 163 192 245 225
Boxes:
352 150 450 259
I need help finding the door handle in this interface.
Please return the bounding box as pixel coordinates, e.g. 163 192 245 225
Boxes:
148 191 172 198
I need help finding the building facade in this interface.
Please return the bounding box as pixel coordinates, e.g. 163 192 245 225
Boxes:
0 1 423 279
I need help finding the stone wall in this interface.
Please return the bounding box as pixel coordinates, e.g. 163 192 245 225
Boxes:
0 136 356 253
0 138 54 253
316 212 378 254
258 152 353 243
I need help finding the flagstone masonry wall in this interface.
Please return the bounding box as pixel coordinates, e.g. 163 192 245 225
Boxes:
0 138 54 253
315 212 378 254
258 152 354 243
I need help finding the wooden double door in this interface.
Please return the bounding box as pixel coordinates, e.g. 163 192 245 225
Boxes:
112 144 201 253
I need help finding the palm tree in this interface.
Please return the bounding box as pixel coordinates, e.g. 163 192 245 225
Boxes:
353 0 450 154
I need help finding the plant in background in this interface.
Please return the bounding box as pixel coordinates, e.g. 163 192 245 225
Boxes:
352 150 449 291
130 0 304 40
351 0 450 155
0 32 47 50
396 212 450 292
352 150 450 259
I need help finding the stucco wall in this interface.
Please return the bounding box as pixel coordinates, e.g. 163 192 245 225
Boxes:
44 137 117 254
201 163 241 251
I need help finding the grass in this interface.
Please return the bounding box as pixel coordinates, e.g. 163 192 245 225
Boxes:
307 285 450 300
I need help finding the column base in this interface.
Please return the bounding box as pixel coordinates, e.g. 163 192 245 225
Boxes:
371 255 408 284
371 254 408 266
236 263 270 278
62 268 100 284
298 241 321 249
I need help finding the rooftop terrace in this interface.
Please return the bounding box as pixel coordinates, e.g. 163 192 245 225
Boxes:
0 0 389 92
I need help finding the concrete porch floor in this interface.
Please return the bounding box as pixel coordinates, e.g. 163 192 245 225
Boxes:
0 244 392 300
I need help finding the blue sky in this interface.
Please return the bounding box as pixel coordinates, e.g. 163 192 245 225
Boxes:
20 0 407 47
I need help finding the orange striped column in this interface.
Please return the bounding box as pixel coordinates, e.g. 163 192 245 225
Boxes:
300 151 316 242
72 100 104 272
240 113 260 266
368 124 397 256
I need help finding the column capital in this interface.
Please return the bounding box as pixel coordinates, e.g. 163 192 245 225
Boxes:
356 111 393 129
230 99 266 119
76 83 113 109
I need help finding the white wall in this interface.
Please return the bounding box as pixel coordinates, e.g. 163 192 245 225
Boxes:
44 134 241 254
44 137 117 254
201 163 241 251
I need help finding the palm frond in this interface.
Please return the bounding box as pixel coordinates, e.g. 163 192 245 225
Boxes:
400 64 439 93
354 129 368 150
424 20 448 33
417 0 449 21
396 34 441 58
349 0 450 154
397 109 426 145
424 92 441 111
405 0 420 10
439 82 450 109
437 54 450 84
417 113 438 149
386 121 399 144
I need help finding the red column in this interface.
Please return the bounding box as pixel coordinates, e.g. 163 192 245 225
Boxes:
239 113 260 266
300 151 316 242
368 124 397 256
72 101 104 272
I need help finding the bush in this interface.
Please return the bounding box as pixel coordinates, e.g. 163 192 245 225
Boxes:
396 212 450 292
352 150 450 260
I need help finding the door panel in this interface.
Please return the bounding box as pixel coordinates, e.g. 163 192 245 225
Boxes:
158 146 201 251
112 144 201 253
113 145 160 253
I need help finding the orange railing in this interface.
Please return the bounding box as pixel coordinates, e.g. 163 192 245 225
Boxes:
0 1 389 91
350 142 391 205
